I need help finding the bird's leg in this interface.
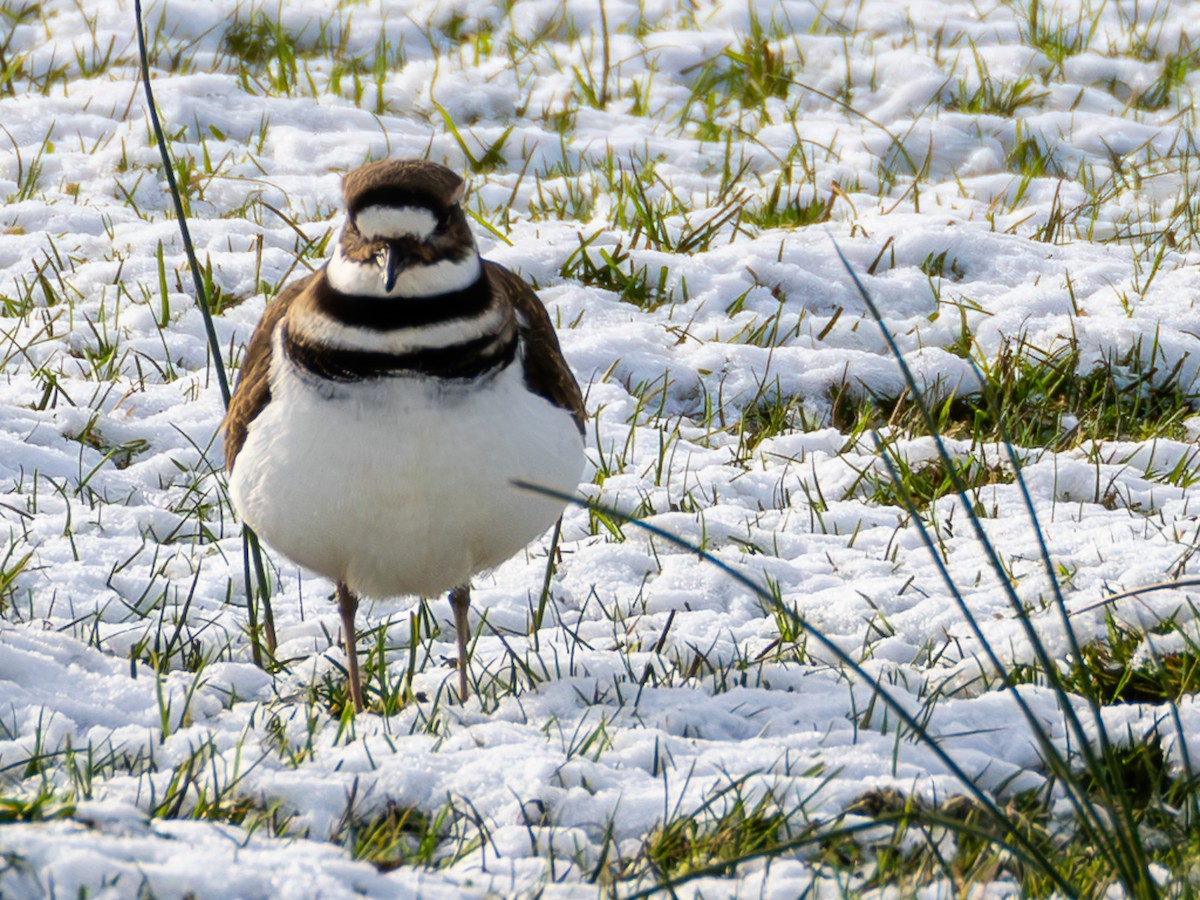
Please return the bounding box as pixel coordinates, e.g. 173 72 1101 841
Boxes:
449 584 471 702
337 582 365 714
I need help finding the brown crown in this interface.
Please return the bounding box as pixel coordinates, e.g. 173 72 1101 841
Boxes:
341 159 465 219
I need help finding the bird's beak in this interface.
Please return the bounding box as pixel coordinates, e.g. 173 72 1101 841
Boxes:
383 244 409 292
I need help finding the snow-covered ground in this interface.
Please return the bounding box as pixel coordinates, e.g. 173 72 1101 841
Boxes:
2 0 1200 895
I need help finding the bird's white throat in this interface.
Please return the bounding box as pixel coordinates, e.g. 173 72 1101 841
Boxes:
326 239 482 299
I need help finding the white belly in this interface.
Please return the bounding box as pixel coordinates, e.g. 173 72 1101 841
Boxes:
228 357 585 599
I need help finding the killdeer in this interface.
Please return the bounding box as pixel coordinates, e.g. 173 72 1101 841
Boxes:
224 159 586 713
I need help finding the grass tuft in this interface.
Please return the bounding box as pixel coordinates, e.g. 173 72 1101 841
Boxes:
945 46 1048 116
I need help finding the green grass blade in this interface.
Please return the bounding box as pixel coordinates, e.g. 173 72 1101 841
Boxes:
514 480 1078 896
833 239 1151 893
134 0 275 666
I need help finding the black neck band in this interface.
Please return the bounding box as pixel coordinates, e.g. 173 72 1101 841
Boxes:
314 270 493 330
283 324 517 383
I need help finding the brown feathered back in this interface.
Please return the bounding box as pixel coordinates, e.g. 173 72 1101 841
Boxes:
485 261 586 434
223 274 313 468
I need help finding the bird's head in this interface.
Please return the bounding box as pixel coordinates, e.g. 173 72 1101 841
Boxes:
327 159 480 298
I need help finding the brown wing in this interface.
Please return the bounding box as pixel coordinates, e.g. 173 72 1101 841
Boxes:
223 273 315 469
484 260 585 434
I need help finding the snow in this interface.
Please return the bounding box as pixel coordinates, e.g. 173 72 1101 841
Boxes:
2 0 1200 895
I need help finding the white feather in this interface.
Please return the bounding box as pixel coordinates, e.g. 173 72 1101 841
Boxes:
326 241 482 299
392 254 481 298
228 327 585 599
290 304 507 354
355 205 437 240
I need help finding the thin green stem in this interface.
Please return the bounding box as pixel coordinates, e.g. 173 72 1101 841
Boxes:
134 0 276 669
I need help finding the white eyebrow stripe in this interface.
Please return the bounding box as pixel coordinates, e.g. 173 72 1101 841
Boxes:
354 205 438 240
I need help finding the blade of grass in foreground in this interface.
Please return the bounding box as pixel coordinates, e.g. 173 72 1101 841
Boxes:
133 0 276 666
515 479 1076 896
964 354 1153 885
833 239 1158 895
520 237 1189 894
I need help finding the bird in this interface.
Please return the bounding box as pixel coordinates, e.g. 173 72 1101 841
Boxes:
223 158 586 714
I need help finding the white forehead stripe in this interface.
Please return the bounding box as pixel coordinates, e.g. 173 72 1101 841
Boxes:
354 205 438 240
